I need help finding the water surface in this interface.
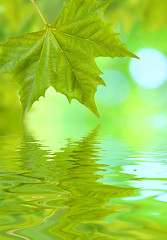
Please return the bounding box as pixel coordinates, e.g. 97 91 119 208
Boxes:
0 124 167 240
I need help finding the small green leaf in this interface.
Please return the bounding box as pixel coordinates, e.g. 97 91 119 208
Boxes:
0 0 138 118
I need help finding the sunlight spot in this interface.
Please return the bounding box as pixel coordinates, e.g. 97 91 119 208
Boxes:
151 212 160 215
139 84 167 106
147 114 167 129
130 48 167 89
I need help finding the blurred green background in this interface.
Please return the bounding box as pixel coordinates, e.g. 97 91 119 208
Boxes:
0 0 167 142
0 2 167 239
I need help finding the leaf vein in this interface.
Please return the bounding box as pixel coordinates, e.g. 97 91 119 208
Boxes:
49 29 85 92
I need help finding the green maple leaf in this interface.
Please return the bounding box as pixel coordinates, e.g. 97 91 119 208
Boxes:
0 0 138 118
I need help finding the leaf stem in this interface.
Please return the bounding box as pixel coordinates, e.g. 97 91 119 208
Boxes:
30 0 47 25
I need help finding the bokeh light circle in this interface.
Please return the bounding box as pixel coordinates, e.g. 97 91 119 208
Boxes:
95 70 131 106
130 48 167 89
139 83 167 106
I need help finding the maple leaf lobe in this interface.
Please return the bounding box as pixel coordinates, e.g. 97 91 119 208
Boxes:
0 0 138 118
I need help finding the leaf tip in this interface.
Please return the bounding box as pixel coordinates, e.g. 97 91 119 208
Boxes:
87 99 101 119
133 53 140 59
93 110 101 119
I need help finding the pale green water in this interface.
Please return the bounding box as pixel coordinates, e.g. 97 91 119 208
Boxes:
0 125 167 240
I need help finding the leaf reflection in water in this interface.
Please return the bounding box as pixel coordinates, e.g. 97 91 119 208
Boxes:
7 228 30 240
0 126 134 239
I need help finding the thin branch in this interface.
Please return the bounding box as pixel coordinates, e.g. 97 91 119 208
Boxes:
30 0 47 25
